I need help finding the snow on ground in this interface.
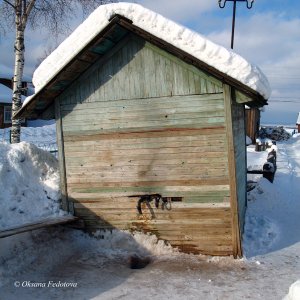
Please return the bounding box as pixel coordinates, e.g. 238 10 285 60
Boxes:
0 141 64 230
0 123 57 151
1 131 300 299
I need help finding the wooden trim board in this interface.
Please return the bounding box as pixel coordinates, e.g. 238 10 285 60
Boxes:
0 216 78 238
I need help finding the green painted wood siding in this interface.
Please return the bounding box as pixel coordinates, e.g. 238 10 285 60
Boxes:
56 35 234 255
57 35 222 105
61 94 229 202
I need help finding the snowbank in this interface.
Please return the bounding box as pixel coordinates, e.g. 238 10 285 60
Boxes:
284 280 300 300
27 2 270 109
0 123 57 150
244 135 300 257
0 142 64 230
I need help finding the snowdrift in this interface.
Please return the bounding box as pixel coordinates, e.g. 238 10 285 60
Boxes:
0 142 65 230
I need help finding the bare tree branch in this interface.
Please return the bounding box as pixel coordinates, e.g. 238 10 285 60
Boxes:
21 0 35 28
1 0 118 143
2 0 15 10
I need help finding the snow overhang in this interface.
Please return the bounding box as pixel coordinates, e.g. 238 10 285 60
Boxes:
16 3 270 119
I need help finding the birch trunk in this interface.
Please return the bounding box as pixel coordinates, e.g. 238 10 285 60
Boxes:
11 0 24 144
11 0 35 143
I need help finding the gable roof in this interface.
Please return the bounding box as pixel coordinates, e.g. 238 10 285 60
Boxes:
16 3 271 119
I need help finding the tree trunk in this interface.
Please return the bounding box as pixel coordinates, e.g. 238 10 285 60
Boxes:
11 0 25 144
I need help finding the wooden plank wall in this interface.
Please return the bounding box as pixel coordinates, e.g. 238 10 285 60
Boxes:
59 35 223 105
57 35 234 255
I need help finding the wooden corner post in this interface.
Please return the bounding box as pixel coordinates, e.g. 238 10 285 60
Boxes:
223 84 242 258
55 98 72 213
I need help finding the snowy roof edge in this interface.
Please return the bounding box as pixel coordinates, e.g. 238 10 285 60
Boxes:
23 2 271 111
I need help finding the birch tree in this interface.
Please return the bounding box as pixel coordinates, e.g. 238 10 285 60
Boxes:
0 0 117 143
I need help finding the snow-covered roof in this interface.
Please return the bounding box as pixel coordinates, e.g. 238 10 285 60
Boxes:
0 83 26 104
0 83 13 104
32 3 270 98
297 112 300 125
20 3 271 117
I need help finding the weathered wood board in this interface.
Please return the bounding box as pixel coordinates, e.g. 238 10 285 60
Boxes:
0 215 78 238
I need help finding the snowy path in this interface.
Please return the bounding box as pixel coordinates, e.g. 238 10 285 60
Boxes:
1 138 300 300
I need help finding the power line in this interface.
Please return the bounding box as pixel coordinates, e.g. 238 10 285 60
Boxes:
269 100 300 103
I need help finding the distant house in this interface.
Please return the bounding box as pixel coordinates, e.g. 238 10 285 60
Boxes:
297 112 300 133
16 3 270 257
0 77 31 129
245 106 260 143
0 83 14 129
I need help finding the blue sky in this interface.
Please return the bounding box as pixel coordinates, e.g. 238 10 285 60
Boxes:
1 0 300 125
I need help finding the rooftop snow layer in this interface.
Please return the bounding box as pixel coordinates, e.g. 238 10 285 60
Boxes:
0 84 13 103
31 2 271 100
0 83 26 103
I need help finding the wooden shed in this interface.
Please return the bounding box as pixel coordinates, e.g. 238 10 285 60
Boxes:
16 4 269 257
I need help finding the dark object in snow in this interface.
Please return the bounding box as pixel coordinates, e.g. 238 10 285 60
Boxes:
247 181 257 192
247 149 277 183
129 255 151 269
259 126 291 141
267 150 276 169
263 162 275 183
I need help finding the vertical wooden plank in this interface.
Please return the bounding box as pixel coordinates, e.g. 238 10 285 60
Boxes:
55 98 73 213
164 54 173 96
154 50 163 97
120 44 130 99
159 54 168 96
223 84 242 258
136 41 146 98
206 81 214 93
200 78 207 93
194 73 201 94
188 70 196 94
